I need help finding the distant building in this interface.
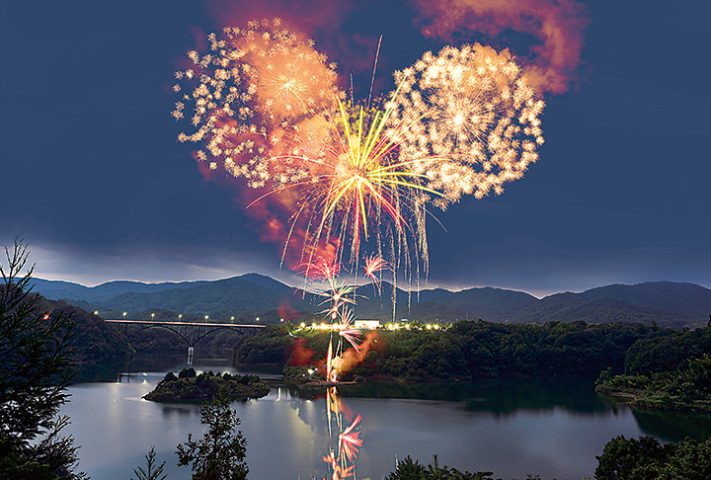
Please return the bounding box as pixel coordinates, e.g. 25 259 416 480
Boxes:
354 319 381 330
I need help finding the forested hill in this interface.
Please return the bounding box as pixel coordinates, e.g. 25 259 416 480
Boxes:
31 276 711 328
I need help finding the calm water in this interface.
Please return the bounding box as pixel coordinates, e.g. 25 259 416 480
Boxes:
63 361 711 480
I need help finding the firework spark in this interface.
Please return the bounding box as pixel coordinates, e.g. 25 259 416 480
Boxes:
172 19 341 190
267 96 441 279
339 414 363 462
388 43 545 208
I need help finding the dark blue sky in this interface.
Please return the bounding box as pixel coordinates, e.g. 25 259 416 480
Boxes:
1 0 709 295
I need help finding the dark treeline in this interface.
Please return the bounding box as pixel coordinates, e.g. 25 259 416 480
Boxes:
41 300 130 372
596 325 711 412
624 326 711 375
235 320 673 382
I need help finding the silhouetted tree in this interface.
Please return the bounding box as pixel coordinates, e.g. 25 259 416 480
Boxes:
384 456 497 480
595 435 711 480
0 240 84 479
595 435 671 480
131 446 166 480
176 396 248 480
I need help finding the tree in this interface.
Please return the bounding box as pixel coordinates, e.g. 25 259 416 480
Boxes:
0 240 84 479
666 438 711 479
595 435 711 480
177 396 248 480
132 446 167 480
595 435 670 480
685 354 711 392
385 456 496 480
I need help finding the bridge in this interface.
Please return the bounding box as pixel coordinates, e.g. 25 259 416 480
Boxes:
106 319 265 366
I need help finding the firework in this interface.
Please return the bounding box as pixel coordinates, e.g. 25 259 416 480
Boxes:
172 19 341 189
173 25 544 306
388 43 545 208
270 97 440 279
339 414 363 462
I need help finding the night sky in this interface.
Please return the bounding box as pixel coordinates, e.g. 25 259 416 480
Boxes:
1 1 709 295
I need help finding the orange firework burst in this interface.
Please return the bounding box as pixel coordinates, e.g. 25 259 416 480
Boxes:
172 19 341 189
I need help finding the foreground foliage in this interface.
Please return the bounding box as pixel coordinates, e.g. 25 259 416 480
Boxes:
385 457 501 480
386 435 711 480
595 435 711 479
131 446 166 480
0 241 84 479
176 397 248 480
385 456 548 480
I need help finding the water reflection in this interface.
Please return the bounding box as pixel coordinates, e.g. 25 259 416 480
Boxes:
323 387 363 479
63 362 711 479
633 409 711 442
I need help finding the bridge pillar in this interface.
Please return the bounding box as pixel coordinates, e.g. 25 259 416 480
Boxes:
187 346 194 366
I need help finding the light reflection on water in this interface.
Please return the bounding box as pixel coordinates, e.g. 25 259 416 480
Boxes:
62 362 711 480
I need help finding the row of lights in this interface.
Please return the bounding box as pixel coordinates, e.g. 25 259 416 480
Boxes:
109 311 264 322
295 321 445 331
90 310 284 324
94 311 438 328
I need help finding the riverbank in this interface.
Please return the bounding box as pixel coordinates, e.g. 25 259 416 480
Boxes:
595 354 711 413
596 373 711 413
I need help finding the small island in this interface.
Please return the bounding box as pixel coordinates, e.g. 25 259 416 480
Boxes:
144 368 270 403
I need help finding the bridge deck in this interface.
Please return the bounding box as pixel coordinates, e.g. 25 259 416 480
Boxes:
105 319 265 328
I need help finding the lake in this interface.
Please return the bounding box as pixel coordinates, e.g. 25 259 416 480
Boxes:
63 360 711 479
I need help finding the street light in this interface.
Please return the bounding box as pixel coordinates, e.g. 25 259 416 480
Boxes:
93 310 99 315
178 314 183 320
204 315 209 321
230 316 235 321
151 313 155 320
255 316 260 322
122 312 127 318
280 318 284 323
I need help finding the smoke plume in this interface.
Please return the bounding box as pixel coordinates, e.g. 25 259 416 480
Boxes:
412 0 589 94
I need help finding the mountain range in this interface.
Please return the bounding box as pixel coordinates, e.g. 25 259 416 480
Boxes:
29 276 711 329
